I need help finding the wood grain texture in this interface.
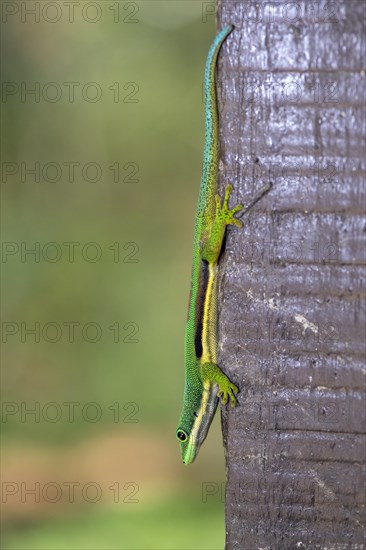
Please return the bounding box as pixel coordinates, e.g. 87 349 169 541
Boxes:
216 1 365 548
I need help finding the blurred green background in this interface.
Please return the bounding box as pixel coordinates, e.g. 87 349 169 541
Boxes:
1 2 226 549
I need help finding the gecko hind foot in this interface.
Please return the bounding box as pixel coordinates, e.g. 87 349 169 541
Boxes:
215 184 243 228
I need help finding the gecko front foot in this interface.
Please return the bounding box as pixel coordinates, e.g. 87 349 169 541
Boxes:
201 362 239 407
217 383 239 407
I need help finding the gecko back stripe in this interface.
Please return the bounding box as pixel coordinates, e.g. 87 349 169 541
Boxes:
194 259 209 358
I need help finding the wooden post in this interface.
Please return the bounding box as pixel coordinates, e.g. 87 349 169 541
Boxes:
216 1 365 547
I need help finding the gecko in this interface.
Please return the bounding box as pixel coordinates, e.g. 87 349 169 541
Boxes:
176 25 271 464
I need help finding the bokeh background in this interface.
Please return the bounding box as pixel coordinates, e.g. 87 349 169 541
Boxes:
1 2 227 549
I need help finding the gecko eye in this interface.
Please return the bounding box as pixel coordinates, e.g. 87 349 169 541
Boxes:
176 429 188 442
194 411 199 417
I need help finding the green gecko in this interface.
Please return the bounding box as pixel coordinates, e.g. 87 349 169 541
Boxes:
175 24 240 465
176 25 271 464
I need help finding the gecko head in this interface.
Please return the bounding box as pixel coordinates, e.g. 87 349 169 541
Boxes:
176 380 217 464
176 425 199 465
176 383 203 464
176 403 214 465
